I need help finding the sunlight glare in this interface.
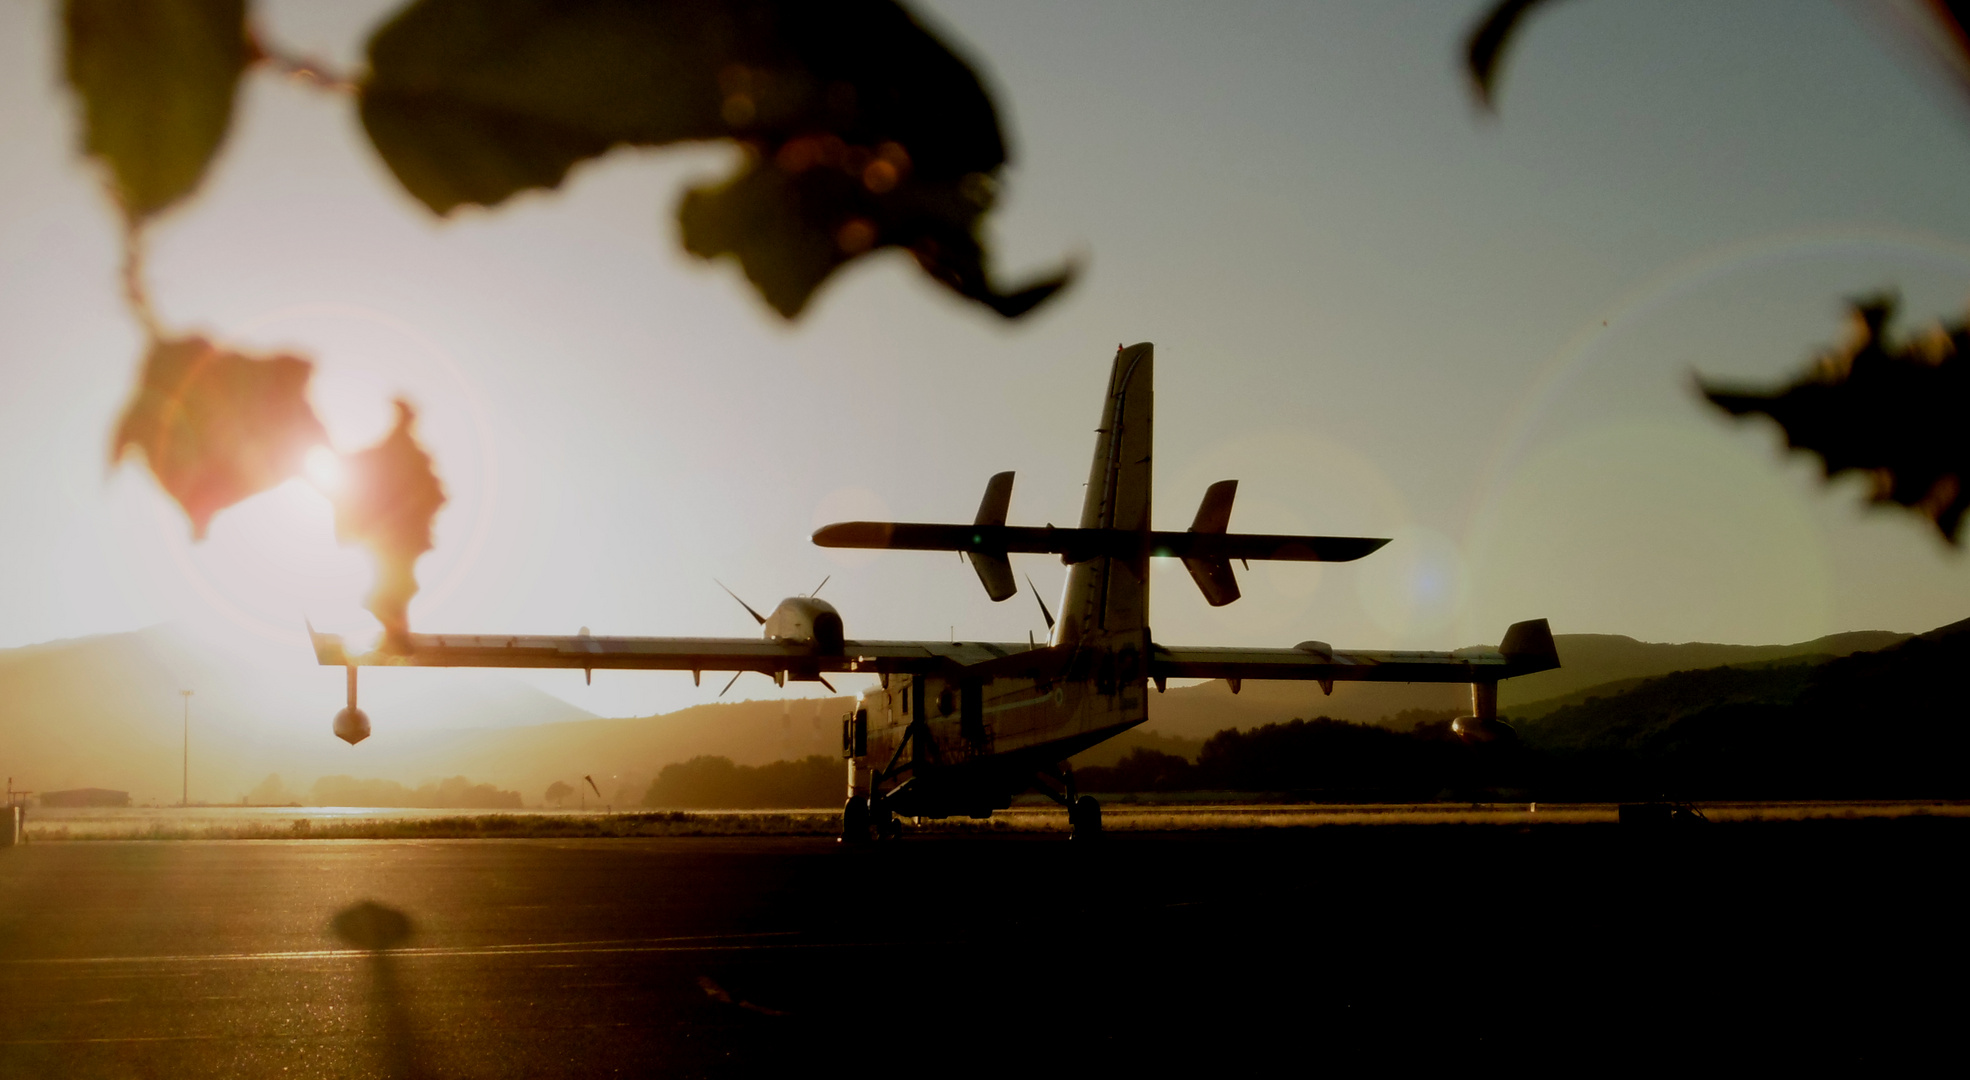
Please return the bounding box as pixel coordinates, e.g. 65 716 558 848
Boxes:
303 446 345 495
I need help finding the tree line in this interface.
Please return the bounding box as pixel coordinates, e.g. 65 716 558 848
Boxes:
309 774 522 809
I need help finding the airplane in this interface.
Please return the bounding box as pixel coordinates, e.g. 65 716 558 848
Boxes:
309 342 1559 841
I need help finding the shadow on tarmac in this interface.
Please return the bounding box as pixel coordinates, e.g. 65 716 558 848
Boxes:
331 900 426 1080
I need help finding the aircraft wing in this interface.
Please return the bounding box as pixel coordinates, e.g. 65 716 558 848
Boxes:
308 627 1033 676
1148 619 1560 684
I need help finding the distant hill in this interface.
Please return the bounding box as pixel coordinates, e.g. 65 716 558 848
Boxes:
1498 630 1909 719
377 696 856 806
1137 629 1912 742
0 626 596 804
1515 617 1970 799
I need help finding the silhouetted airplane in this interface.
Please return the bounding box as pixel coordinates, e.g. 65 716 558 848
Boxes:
310 343 1558 839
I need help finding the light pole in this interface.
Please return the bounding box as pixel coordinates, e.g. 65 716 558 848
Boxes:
180 690 193 808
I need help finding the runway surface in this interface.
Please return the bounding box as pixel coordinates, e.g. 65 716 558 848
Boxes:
2 821 1965 1076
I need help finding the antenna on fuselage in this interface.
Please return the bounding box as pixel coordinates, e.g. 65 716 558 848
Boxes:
808 575 830 598
715 580 767 625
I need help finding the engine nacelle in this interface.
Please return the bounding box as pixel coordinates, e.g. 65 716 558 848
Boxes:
764 597 844 652
334 706 371 745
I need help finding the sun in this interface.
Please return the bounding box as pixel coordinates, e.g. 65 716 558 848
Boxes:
303 445 346 495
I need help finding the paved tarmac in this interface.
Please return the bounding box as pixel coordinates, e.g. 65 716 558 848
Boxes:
1 821 1965 1077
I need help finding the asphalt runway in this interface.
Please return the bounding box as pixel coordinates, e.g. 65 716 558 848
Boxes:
2 821 1965 1077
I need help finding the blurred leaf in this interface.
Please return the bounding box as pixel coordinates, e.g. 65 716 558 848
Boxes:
1467 3 1970 115
360 0 1068 317
332 402 447 652
63 0 250 222
1702 296 1970 543
112 336 329 539
1864 1 1970 112
1463 0 1565 110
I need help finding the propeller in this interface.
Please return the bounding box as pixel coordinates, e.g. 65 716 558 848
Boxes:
715 580 767 625
1026 574 1055 634
583 775 602 799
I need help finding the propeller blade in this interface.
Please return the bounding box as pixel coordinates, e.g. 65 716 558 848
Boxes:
583 775 602 798
718 671 745 697
809 575 830 598
1026 574 1056 633
715 580 767 625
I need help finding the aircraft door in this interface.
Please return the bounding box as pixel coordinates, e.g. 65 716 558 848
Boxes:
842 708 868 759
960 683 986 751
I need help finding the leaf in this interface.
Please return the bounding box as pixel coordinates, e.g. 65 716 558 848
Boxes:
331 401 447 652
63 0 251 222
359 0 1068 317
112 336 329 539
1463 0 1569 111
1702 295 1970 543
1864 1 1970 113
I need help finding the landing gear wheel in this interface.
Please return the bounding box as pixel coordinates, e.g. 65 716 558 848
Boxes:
1069 795 1102 840
840 796 870 844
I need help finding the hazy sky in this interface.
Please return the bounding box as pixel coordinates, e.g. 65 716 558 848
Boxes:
4 0 1970 721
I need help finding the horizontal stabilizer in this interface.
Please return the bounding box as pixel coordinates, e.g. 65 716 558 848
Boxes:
1190 479 1237 533
969 471 1019 601
1183 480 1240 606
975 471 1014 528
812 522 1388 564
968 552 1016 602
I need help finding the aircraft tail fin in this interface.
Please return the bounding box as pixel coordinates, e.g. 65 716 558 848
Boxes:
1056 343 1153 645
1500 618 1560 674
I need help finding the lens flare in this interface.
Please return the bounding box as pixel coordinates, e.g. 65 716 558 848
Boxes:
303 446 345 494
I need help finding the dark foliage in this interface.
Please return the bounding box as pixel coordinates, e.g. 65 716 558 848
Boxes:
309 774 523 808
64 0 249 222
363 0 1069 318
1462 0 1558 111
1077 718 1518 801
642 754 842 809
1074 748 1197 794
1703 296 1970 542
